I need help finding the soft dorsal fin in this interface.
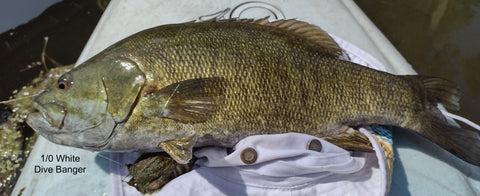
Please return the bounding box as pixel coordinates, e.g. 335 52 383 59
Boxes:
200 17 346 58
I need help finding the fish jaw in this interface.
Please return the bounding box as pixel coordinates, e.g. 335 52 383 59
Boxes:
27 100 118 150
28 100 66 133
27 110 117 150
35 101 66 130
26 111 75 147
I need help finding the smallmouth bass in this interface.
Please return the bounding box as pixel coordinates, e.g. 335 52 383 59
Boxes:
27 18 480 165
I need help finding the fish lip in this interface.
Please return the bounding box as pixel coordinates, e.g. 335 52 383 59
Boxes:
31 101 50 124
30 100 66 130
28 99 116 150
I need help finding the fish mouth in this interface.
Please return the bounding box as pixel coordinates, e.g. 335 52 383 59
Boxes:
27 93 117 150
27 102 116 150
30 101 67 131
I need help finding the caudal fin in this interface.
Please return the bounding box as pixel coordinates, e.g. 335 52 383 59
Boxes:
421 114 480 166
414 76 480 166
420 76 460 111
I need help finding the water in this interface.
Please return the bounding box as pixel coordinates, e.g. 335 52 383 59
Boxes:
0 0 103 102
0 0 62 33
355 0 480 125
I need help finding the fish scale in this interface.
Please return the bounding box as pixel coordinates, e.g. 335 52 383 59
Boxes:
26 18 480 166
124 22 413 141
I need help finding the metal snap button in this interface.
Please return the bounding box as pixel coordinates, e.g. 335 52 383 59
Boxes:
240 147 257 164
308 139 322 152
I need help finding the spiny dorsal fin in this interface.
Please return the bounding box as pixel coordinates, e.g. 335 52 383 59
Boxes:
199 17 346 58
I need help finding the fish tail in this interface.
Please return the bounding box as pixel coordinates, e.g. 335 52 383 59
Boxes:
420 76 460 111
420 112 480 166
411 76 480 165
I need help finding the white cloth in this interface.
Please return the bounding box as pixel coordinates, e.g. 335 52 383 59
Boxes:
111 130 387 196
109 35 390 196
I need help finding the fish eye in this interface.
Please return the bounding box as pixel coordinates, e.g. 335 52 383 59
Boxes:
57 74 72 90
57 80 69 90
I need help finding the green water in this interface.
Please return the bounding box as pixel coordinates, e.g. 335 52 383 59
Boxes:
356 0 480 125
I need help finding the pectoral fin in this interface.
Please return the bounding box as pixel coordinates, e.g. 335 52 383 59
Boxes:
159 135 197 164
147 77 225 123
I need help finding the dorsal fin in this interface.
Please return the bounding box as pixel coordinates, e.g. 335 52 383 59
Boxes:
199 17 346 58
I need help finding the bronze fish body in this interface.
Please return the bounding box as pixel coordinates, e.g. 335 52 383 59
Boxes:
27 18 480 165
